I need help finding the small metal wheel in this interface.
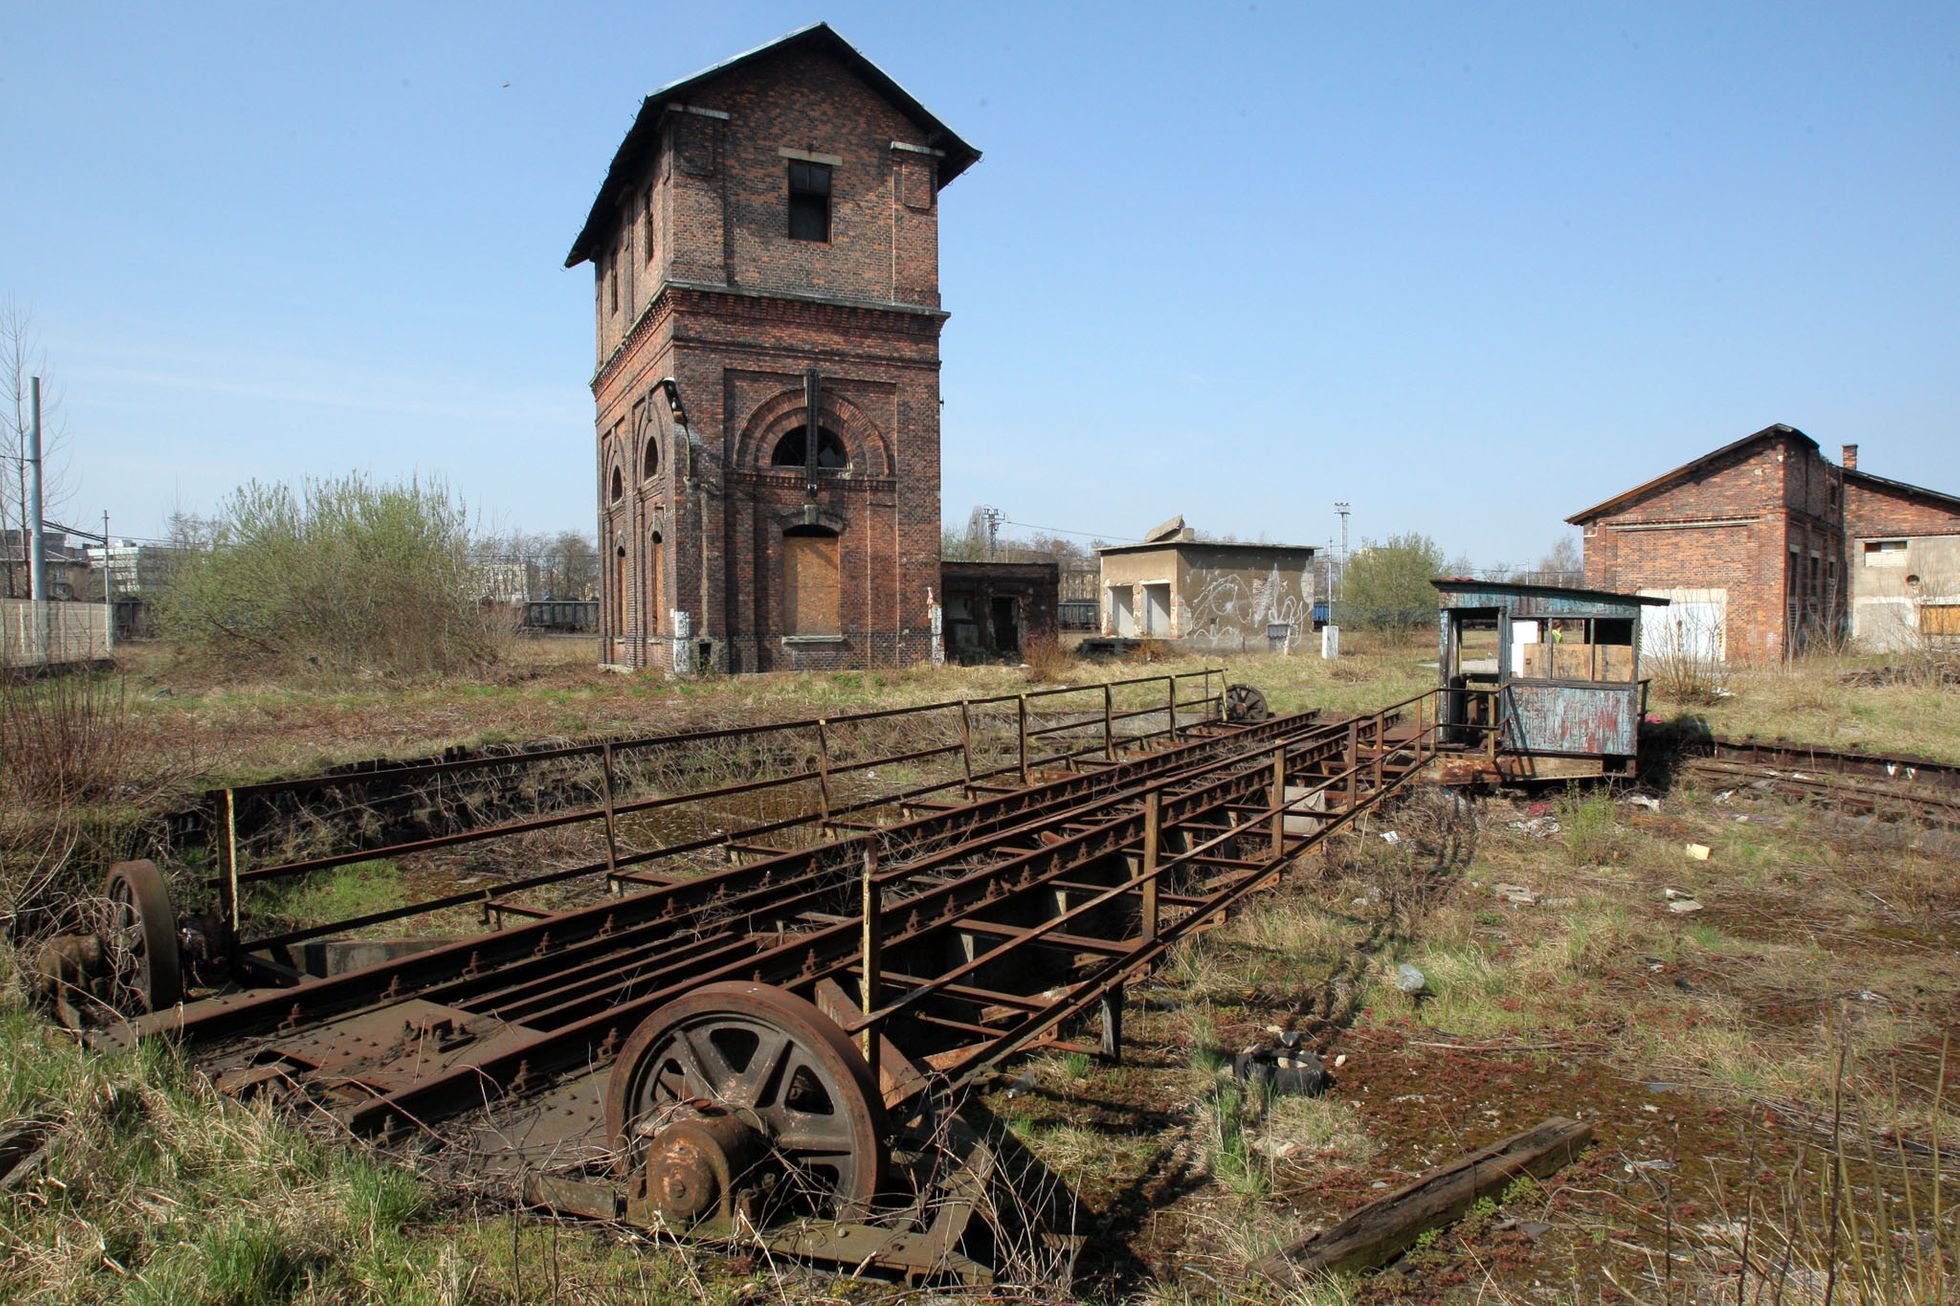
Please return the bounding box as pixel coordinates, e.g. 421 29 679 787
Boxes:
1224 683 1271 723
101 859 183 1015
606 981 886 1231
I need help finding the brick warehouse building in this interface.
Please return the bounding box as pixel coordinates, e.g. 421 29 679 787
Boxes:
566 25 978 671
1568 424 1960 661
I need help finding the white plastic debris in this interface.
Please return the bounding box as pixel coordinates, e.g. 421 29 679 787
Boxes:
1621 794 1661 812
1663 887 1691 900
1668 899 1704 914
1393 963 1427 994
1380 830 1401 844
1685 843 1711 861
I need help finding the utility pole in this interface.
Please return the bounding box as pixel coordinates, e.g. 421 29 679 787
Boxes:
1331 501 1350 626
26 377 47 663
980 505 1005 560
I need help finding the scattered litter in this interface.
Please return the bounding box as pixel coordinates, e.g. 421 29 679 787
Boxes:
1351 897 1370 908
1510 817 1562 838
1525 801 1554 818
1380 830 1401 845
1517 1221 1552 1239
1393 964 1427 995
1857 989 1888 1004
1370 1180 1389 1189
1006 1071 1038 1097
1667 899 1704 915
1792 772 1810 781
1625 1158 1677 1173
1663 887 1692 900
1620 794 1661 812
149 687 173 700
1640 1104 1659 1114
1734 814 1750 823
1493 883 1538 906
1713 789 1736 806
1540 896 1577 908
1333 1053 1347 1069
1684 843 1711 861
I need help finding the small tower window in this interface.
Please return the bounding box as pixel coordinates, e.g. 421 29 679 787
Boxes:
787 161 831 242
643 187 656 262
642 435 660 480
771 427 848 471
610 464 624 503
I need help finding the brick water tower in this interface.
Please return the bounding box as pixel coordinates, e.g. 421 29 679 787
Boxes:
565 23 979 672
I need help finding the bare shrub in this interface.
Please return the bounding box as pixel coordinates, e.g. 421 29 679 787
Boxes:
1646 608 1734 706
0 671 132 806
1020 634 1072 682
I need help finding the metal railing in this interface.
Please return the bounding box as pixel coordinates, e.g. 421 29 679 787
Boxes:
206 669 1226 953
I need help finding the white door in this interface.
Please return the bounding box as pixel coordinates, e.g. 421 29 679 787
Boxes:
1143 583 1172 636
1640 588 1726 663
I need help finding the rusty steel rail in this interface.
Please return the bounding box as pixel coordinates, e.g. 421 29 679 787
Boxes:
111 686 1446 1284
1685 735 1960 827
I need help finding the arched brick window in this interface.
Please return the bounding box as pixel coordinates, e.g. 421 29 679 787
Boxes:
642 435 660 480
609 464 624 504
770 427 849 471
782 526 840 635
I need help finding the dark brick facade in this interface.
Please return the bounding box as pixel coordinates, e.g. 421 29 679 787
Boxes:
567 26 977 672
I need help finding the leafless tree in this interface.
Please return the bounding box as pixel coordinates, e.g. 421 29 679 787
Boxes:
1 298 73 597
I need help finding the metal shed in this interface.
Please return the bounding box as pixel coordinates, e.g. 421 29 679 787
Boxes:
1432 579 1669 777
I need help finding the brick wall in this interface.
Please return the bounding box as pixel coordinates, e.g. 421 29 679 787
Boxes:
1845 476 1960 540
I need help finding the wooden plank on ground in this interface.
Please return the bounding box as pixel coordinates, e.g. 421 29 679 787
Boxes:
1254 1115 1592 1283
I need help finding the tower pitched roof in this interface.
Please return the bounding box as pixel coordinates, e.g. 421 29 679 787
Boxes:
566 22 980 268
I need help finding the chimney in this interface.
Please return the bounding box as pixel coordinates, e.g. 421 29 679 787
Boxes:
1842 443 1859 470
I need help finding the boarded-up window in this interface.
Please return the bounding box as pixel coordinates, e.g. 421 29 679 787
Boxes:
1923 604 1960 638
783 527 840 635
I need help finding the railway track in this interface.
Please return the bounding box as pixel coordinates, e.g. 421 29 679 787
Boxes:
80 686 1443 1284
1686 736 1960 828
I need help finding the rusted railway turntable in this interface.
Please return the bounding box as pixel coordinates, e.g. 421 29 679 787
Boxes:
54 674 1446 1283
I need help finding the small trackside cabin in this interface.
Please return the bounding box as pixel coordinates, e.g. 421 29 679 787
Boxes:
1434 579 1669 777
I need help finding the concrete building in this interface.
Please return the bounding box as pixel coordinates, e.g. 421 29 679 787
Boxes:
1569 426 1960 660
1097 521 1315 652
567 24 978 672
1843 453 1960 650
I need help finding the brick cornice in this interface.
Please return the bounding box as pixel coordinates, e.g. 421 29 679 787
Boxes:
593 280 945 394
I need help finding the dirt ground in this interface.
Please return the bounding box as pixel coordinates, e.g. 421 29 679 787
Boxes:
991 775 1959 1304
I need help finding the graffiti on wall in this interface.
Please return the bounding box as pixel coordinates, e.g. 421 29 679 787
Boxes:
1183 565 1308 651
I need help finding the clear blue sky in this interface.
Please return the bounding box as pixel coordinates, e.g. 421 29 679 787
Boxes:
6 2 1956 564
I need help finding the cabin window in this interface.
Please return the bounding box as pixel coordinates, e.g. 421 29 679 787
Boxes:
770 426 849 471
1864 539 1908 567
783 526 840 636
1515 616 1635 682
787 160 832 242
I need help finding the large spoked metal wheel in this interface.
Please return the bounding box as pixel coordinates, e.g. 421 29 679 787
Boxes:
102 860 182 1016
1225 683 1271 723
606 981 886 1231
